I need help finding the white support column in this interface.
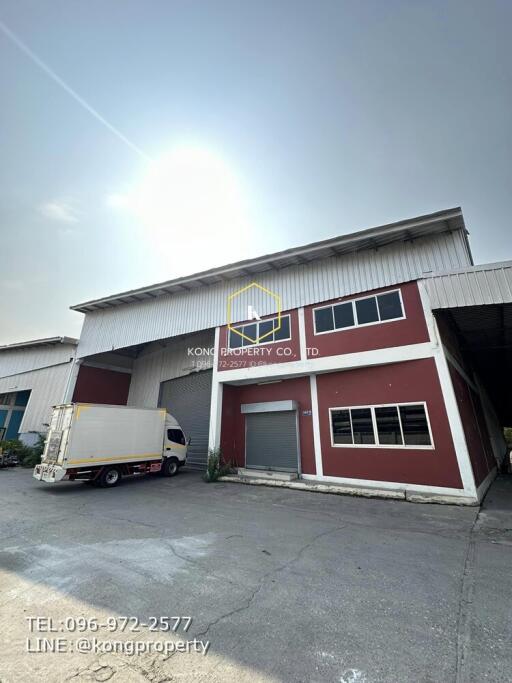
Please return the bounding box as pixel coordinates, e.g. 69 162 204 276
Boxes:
432 327 477 498
309 374 323 477
62 359 82 403
418 279 477 499
298 306 307 360
208 327 224 453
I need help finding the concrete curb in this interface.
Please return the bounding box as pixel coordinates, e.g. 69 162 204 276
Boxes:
218 475 479 505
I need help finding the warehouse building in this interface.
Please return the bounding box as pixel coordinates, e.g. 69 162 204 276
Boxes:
0 337 78 444
69 207 511 503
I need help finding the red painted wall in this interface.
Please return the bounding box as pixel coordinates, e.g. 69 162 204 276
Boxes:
220 376 316 474
218 309 300 371
72 365 131 406
449 364 495 486
304 282 429 359
316 358 463 488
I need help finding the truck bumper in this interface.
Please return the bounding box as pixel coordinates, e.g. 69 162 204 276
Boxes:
33 463 67 483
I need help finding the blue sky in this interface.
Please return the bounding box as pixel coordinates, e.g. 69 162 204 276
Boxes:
0 0 511 344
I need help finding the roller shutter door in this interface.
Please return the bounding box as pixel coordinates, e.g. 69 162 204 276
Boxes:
159 370 212 469
245 411 298 472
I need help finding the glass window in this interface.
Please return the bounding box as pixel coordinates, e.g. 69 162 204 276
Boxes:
229 329 243 348
375 406 403 445
377 291 403 321
350 408 375 444
167 428 185 445
242 323 257 346
274 315 290 341
355 297 379 325
331 409 352 444
333 302 355 329
399 405 431 445
259 319 275 342
315 306 334 333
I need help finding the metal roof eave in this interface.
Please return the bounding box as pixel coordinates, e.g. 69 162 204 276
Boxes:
71 207 465 313
0 336 79 352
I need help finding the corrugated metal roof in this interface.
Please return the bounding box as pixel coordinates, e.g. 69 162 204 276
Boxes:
0 336 78 352
423 261 512 308
71 207 468 313
75 229 472 358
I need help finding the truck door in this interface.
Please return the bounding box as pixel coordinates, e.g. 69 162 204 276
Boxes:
165 427 188 463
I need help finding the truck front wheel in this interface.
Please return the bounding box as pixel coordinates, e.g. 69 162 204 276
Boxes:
99 466 122 488
161 457 179 477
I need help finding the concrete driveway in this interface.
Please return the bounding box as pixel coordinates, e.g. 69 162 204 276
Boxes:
0 468 511 683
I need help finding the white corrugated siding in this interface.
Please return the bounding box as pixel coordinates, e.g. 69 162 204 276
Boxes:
424 261 512 308
128 330 215 408
0 343 76 378
0 362 72 433
77 230 471 358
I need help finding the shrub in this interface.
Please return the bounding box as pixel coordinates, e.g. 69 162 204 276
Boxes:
204 448 233 482
0 436 44 468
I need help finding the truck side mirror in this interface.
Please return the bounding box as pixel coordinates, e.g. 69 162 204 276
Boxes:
186 437 192 446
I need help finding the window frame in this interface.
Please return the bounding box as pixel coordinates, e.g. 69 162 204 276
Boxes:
328 401 434 450
228 313 292 350
313 288 405 336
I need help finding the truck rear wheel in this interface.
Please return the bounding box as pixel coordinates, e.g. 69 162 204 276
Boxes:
161 457 179 477
99 466 122 488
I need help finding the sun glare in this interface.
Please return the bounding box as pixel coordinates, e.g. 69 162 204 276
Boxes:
109 145 252 274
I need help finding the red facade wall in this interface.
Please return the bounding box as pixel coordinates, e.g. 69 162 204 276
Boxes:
449 364 495 486
72 365 131 406
220 377 316 474
304 282 429 358
218 309 300 371
316 358 463 488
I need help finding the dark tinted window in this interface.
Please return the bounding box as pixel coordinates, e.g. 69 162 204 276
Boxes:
377 291 403 321
331 409 352 444
375 406 403 445
351 408 375 444
355 297 379 325
315 307 334 333
259 319 275 342
399 405 431 445
333 302 355 329
229 329 243 348
242 323 257 346
167 428 185 445
274 315 290 341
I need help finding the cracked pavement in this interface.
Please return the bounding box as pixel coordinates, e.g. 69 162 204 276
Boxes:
0 468 511 682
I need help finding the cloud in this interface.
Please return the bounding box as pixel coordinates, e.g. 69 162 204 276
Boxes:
38 200 78 224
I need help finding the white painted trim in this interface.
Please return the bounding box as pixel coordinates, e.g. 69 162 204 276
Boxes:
208 327 223 452
476 467 497 503
217 341 435 384
309 374 323 477
431 325 477 497
411 280 476 498
301 473 473 500
328 402 435 450
297 307 307 360
62 359 82 404
312 288 405 335
416 279 438 346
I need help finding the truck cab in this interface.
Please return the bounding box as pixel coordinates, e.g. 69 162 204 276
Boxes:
162 414 189 476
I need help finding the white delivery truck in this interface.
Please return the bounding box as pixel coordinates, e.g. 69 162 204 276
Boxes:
33 403 189 487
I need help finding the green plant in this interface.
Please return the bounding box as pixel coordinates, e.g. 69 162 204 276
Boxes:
204 448 233 482
0 436 44 468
